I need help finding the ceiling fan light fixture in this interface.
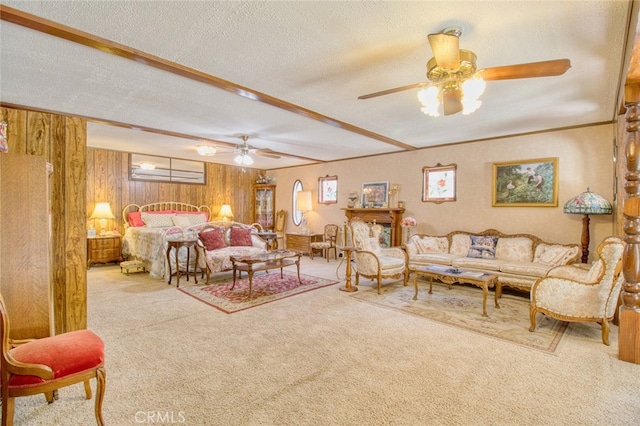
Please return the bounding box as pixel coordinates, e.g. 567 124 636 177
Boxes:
139 162 155 170
196 144 217 156
417 85 441 117
234 154 254 166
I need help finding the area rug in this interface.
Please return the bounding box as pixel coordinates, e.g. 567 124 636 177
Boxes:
178 270 338 313
352 280 567 353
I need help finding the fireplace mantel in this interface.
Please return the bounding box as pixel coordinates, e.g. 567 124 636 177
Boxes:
342 208 405 247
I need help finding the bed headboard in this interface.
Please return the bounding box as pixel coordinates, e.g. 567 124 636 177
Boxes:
122 202 211 227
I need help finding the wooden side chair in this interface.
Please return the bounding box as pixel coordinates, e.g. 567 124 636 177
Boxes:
0 294 106 425
274 209 287 249
310 224 339 261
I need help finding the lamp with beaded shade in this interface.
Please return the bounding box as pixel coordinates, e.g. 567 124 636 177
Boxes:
563 188 612 263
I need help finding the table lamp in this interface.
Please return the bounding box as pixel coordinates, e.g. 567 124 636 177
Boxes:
90 202 115 236
563 188 612 263
296 190 313 234
219 204 234 223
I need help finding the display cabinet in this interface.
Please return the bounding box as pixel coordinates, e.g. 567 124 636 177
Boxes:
253 184 276 231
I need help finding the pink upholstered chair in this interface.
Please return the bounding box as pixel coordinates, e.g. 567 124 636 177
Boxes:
529 236 624 345
0 294 106 425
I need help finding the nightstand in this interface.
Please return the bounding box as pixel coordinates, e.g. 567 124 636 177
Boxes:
87 235 122 269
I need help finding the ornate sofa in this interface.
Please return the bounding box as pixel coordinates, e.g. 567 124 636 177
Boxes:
405 229 580 294
196 222 268 282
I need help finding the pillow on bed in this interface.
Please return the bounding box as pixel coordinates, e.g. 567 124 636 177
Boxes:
199 227 226 251
141 212 175 228
183 213 207 226
230 226 253 246
128 212 145 227
171 215 191 228
178 211 210 221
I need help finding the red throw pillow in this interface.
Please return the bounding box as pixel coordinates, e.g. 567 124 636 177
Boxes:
199 228 226 251
230 227 253 246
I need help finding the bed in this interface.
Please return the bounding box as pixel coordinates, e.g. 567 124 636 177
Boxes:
121 202 212 279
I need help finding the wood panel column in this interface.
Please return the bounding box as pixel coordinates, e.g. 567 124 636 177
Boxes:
620 83 640 364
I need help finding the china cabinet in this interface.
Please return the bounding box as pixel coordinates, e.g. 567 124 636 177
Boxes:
253 184 276 231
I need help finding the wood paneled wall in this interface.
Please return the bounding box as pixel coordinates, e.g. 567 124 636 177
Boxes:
1 107 87 335
86 149 259 233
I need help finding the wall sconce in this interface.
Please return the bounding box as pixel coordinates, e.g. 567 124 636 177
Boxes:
563 188 612 263
295 190 313 234
90 202 115 236
219 204 234 223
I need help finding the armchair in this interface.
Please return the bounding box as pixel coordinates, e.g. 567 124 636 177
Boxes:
1 294 106 425
310 224 339 261
349 219 408 294
529 236 624 345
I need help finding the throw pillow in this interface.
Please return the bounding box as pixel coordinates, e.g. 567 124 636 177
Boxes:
230 227 253 246
536 244 574 266
199 228 226 251
128 212 145 227
414 237 441 254
141 212 175 228
467 236 498 259
171 215 191 228
184 213 207 226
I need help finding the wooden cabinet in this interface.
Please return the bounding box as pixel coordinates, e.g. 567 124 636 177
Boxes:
286 233 323 256
87 236 122 269
0 154 53 339
254 184 276 231
342 208 405 247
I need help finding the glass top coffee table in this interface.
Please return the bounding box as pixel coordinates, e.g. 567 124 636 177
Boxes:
412 265 500 317
230 250 302 298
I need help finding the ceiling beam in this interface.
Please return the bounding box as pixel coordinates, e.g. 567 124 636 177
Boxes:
0 4 417 152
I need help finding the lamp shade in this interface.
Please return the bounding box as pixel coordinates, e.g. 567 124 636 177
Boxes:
563 189 612 215
219 204 234 219
196 145 216 156
90 202 115 220
296 191 313 212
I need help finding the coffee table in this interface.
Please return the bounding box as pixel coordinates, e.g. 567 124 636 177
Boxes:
230 250 302 298
412 265 500 317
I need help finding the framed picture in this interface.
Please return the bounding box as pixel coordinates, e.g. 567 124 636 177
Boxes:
318 175 338 204
361 181 389 207
422 163 456 203
492 157 558 207
0 121 8 153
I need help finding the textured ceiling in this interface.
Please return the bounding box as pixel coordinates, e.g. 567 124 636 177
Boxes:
0 1 635 170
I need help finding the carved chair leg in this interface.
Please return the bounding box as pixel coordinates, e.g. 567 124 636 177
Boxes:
601 319 611 346
95 366 107 426
3 394 15 426
83 379 92 399
529 306 538 332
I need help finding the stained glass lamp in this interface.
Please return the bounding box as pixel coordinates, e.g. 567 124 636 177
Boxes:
564 188 612 263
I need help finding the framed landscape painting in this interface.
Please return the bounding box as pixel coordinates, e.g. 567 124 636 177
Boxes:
361 181 388 207
492 157 558 207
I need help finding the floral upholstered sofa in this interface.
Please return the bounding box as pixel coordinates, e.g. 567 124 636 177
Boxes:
405 229 580 295
196 222 268 282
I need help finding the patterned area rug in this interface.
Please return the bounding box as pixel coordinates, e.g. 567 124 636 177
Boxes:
178 270 338 313
352 279 567 353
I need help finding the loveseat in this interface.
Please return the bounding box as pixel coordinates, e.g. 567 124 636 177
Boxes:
196 222 268 282
405 229 580 295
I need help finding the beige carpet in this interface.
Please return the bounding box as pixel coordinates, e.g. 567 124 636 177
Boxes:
352 280 567 353
7 260 640 426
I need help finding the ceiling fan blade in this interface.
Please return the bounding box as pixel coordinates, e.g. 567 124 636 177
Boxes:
480 59 571 81
358 82 428 100
428 32 460 70
442 88 463 116
255 149 281 159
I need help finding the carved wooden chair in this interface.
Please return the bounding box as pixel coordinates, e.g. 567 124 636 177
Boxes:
310 224 339 261
348 219 408 294
274 209 287 249
529 236 624 345
0 294 106 425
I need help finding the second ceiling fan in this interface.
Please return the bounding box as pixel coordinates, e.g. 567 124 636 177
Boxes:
358 27 571 116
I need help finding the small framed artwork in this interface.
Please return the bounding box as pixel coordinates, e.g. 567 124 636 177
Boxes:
422 163 456 203
361 181 389 207
0 121 8 153
492 157 558 207
318 175 338 204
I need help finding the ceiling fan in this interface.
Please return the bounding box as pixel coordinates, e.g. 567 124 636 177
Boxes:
233 135 281 166
358 27 571 116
